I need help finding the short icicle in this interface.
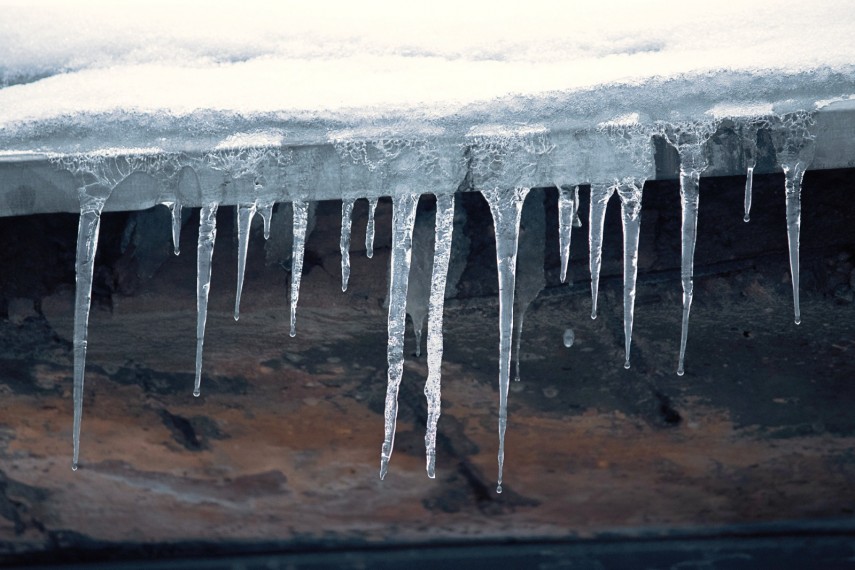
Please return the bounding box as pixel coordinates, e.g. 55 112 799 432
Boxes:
194 203 219 397
617 180 644 369
167 201 183 255
340 199 354 291
234 202 257 320
741 121 762 223
289 201 309 337
379 193 420 480
259 203 273 240
744 166 754 223
366 197 378 258
71 183 114 470
588 183 616 319
481 186 530 494
557 184 579 283
424 193 455 478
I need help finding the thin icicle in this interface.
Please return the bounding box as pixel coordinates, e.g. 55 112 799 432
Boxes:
194 203 218 397
424 193 455 478
379 193 420 480
366 197 378 258
664 122 715 376
258 203 273 240
588 183 616 319
617 180 644 369
71 184 114 470
289 201 309 337
234 202 257 320
166 201 182 255
783 162 807 325
557 184 578 283
340 199 354 291
744 166 754 223
512 189 545 382
772 112 816 326
481 186 530 494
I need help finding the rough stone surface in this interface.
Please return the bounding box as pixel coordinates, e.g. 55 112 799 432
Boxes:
0 169 854 565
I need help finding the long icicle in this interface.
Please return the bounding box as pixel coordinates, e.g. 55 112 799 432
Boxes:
366 197 378 258
557 184 578 283
341 199 354 291
744 166 754 223
482 186 529 494
71 184 114 470
234 202 257 320
379 192 420 480
617 180 644 369
167 201 182 255
425 193 455 478
588 183 616 319
194 203 218 397
783 162 807 325
289 201 309 337
677 166 701 376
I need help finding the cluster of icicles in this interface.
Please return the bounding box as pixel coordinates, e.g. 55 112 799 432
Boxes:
50 112 817 492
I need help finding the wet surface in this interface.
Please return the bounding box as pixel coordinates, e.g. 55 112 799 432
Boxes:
0 170 854 564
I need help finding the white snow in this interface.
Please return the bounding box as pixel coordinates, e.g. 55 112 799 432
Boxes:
0 0 853 152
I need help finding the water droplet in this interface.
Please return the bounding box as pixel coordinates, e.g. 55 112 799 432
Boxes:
562 328 575 348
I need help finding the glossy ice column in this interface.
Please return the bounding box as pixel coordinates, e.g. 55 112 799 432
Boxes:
424 194 455 478
617 180 644 369
557 184 579 283
340 199 354 291
233 203 257 320
290 201 309 337
366 197 378 258
194 203 218 397
380 193 420 480
588 183 616 319
482 186 529 494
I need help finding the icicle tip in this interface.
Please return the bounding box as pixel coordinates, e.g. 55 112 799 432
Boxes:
496 484 503 494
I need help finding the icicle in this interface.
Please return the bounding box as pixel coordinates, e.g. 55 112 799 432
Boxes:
783 163 807 325
664 123 715 376
234 203 257 320
366 197 378 258
481 186 530 494
772 112 816 326
741 122 762 223
165 201 182 255
194 204 218 397
588 183 616 319
512 189 546 382
71 184 114 470
289 201 309 337
744 167 754 223
340 199 354 291
424 193 455 478
617 180 644 369
557 184 578 283
259 203 273 240
379 193 420 480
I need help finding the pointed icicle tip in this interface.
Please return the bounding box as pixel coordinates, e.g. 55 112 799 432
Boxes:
591 310 597 320
795 317 801 325
676 367 685 377
624 360 631 370
234 313 240 322
72 463 78 471
743 215 750 223
193 389 201 397
496 484 503 494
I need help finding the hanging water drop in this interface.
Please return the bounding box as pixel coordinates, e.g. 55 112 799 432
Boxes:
563 328 575 348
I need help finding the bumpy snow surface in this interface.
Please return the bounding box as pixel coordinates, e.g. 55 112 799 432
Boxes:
1 0 854 153
1 0 854 488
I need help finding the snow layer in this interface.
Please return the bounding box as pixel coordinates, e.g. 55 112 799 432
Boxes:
0 0 854 153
